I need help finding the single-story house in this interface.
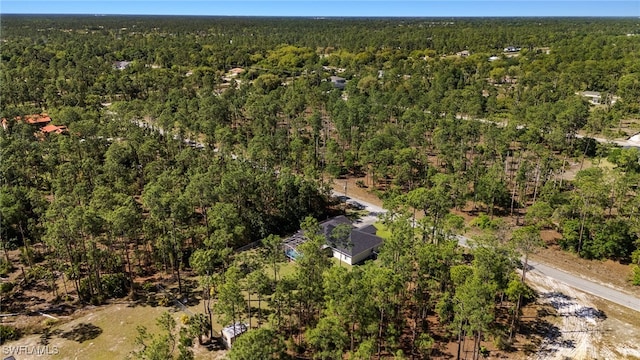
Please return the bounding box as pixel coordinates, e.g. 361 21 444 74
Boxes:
504 46 521 53
456 50 470 57
2 114 52 131
331 223 382 265
223 67 246 82
40 124 68 135
578 91 619 105
114 61 131 70
284 215 383 265
221 322 248 349
228 67 245 76
330 76 346 89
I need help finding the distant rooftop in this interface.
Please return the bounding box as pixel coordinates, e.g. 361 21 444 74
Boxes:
114 61 131 70
2 114 52 131
40 124 68 134
580 91 601 97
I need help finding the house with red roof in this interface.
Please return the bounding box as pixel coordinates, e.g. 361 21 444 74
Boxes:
24 114 52 125
40 124 68 135
2 114 52 131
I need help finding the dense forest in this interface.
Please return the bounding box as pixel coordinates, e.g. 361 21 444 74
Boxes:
1 15 640 359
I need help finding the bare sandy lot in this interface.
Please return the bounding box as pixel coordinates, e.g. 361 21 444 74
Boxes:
527 272 640 359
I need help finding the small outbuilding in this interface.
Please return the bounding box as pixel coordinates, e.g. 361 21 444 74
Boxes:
221 322 248 349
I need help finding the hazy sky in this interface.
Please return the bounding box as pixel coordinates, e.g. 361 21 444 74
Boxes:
1 1 639 17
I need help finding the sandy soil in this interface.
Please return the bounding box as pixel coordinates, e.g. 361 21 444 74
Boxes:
1 302 228 360
333 176 640 359
527 271 640 359
528 271 608 359
591 298 640 360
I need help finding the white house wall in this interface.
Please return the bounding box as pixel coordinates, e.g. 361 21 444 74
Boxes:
333 246 379 265
333 251 354 265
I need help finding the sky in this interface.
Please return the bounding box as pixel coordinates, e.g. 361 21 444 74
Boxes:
1 1 639 17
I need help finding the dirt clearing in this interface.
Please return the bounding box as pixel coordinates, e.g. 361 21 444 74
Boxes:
1 302 227 360
527 271 640 359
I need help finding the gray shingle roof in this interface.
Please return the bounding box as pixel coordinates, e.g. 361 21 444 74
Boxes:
333 229 383 257
320 215 352 238
320 216 383 257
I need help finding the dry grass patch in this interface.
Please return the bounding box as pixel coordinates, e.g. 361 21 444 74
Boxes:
3 304 184 360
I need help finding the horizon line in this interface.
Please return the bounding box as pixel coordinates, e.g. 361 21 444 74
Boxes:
2 13 638 18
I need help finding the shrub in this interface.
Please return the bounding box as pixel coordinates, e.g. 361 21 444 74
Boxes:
79 273 129 303
0 325 21 345
42 318 58 329
142 282 156 293
479 345 490 358
469 213 501 230
100 273 129 298
559 219 581 252
158 294 171 307
631 265 640 286
494 335 513 351
0 281 14 294
0 260 13 276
